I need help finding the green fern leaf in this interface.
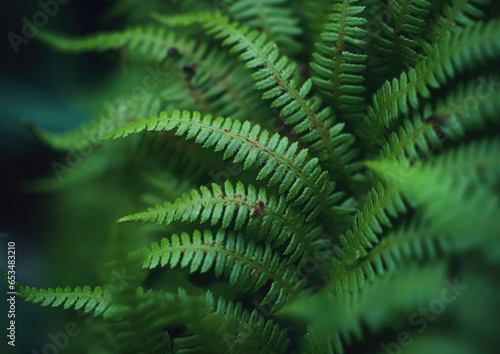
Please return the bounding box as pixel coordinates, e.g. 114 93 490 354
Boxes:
368 137 500 238
153 11 364 191
119 180 323 262
228 0 302 54
38 25 186 61
328 182 408 293
376 75 500 164
280 263 448 353
16 285 111 317
374 0 432 68
100 110 345 222
139 229 307 310
363 20 500 144
310 0 368 124
425 0 491 47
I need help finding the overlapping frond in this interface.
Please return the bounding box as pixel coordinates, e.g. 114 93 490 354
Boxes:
120 180 323 262
39 26 181 61
38 26 272 124
327 138 500 296
15 284 111 317
424 0 491 48
213 294 290 353
279 263 448 353
328 182 408 293
377 75 500 163
362 20 500 145
163 289 290 353
374 0 432 68
107 287 176 353
336 213 497 293
310 0 368 124
153 12 364 190
99 284 290 353
376 103 444 163
139 229 307 309
229 0 302 54
368 138 500 239
338 220 441 288
100 110 345 222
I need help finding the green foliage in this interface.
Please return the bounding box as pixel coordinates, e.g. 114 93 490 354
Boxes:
228 0 303 54
374 0 432 68
120 180 324 262
100 110 346 223
362 20 500 147
18 285 112 317
153 11 365 191
139 229 307 309
11 0 500 353
310 0 367 123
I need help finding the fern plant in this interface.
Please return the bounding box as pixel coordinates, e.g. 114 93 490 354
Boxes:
10 0 500 352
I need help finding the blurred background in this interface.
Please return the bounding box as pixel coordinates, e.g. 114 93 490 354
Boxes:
1 1 115 352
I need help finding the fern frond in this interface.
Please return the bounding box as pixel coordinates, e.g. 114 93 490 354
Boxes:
161 289 290 353
212 294 290 353
368 138 500 238
338 220 439 288
377 76 500 164
120 180 323 262
101 110 345 222
328 182 408 292
362 20 500 145
376 103 443 163
153 12 364 191
228 0 302 54
38 26 182 61
435 76 500 140
296 0 332 53
139 229 306 310
16 285 112 317
425 0 491 48
336 211 500 292
310 0 368 124
38 26 273 124
280 263 448 353
374 0 432 68
33 109 345 222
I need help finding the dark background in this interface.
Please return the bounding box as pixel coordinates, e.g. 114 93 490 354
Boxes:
1 1 115 352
